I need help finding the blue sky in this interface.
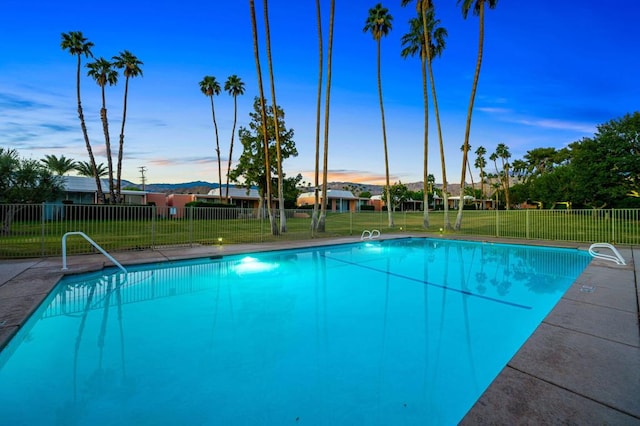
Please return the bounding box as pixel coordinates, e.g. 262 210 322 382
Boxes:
1 1 638 186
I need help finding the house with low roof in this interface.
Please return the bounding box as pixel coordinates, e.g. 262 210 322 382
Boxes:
167 185 262 218
60 176 156 205
206 186 262 209
368 194 425 212
296 189 366 212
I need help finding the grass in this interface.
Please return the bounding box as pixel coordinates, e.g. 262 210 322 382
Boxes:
1 208 638 258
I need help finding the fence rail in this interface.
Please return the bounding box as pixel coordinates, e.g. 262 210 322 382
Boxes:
1 204 638 258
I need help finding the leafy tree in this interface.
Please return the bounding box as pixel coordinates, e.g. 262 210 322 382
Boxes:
41 154 77 175
228 98 297 218
224 74 246 202
87 56 118 202
528 165 574 207
280 173 303 209
382 181 410 211
199 75 223 202
364 3 394 227
61 31 105 204
112 50 143 203
359 190 372 199
522 147 560 181
76 161 108 177
455 0 499 230
510 158 527 182
1 148 64 234
569 112 640 208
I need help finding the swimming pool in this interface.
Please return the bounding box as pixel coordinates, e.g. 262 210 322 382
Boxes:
0 238 591 425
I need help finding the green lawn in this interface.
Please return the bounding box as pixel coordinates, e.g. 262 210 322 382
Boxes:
1 208 638 258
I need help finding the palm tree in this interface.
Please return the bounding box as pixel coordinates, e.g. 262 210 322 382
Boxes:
401 1 451 229
262 0 287 232
460 143 475 196
61 31 105 204
401 5 447 228
199 75 223 202
316 0 336 234
489 152 501 207
474 145 487 201
401 14 430 227
364 3 394 228
249 0 276 234
76 161 108 177
224 75 245 202
495 142 511 209
112 50 143 203
312 0 324 233
41 154 77 175
455 0 499 230
87 57 118 202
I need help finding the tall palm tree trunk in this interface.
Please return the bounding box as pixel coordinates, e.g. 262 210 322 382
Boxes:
319 0 335 232
420 3 430 229
312 0 324 234
263 0 286 232
420 40 430 228
225 94 239 202
377 40 394 228
76 55 105 204
455 2 484 230
209 96 223 202
116 77 129 203
99 86 116 203
249 0 276 235
468 159 475 194
426 43 451 230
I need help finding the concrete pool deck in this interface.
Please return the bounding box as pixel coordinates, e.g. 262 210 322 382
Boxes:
0 235 638 424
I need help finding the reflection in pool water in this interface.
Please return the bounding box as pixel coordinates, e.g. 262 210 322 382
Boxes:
0 238 591 425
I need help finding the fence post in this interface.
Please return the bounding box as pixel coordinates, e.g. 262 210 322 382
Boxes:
151 205 156 250
526 209 530 240
260 207 264 242
611 208 615 243
350 211 353 235
41 202 45 257
495 208 500 237
189 207 194 247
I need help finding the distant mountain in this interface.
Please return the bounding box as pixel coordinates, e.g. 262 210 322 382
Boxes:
127 180 462 196
124 181 219 194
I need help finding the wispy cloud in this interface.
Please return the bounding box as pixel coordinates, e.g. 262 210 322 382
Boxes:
477 106 512 114
477 104 596 134
0 92 51 110
149 156 216 166
39 123 76 132
515 118 595 133
298 169 397 186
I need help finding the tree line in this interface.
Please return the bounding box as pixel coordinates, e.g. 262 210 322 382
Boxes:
473 113 640 210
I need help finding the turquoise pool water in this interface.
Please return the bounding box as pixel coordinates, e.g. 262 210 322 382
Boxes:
0 238 591 425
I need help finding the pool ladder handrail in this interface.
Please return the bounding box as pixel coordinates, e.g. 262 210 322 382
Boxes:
361 229 381 240
588 243 626 265
62 231 128 274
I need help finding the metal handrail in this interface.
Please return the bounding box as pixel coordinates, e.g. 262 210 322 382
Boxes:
588 243 626 265
360 229 381 240
62 231 128 274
